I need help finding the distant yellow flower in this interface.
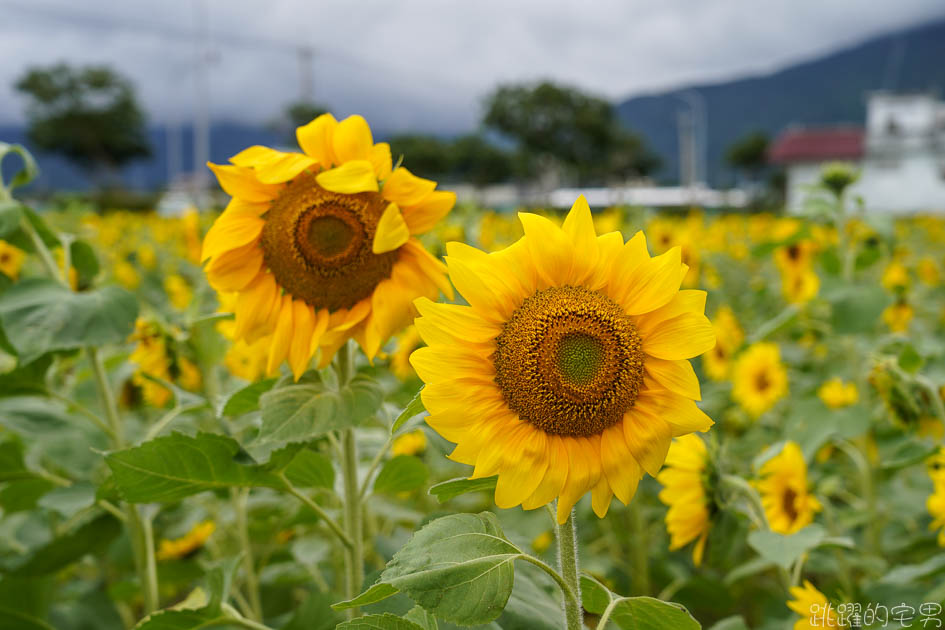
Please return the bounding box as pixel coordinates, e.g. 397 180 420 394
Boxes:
391 325 423 381
156 521 215 561
177 356 202 392
138 244 157 270
928 448 945 486
164 274 193 310
881 261 909 292
757 441 821 535
0 240 25 280
129 319 172 407
787 581 841 629
817 378 858 409
531 530 554 554
182 208 203 264
929 485 945 547
781 268 819 304
882 300 913 333
917 256 940 286
411 196 715 523
703 306 743 381
656 434 714 566
732 343 788 418
774 240 815 275
202 113 454 379
391 429 427 457
114 259 140 290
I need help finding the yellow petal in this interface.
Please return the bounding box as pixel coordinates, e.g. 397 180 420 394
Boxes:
371 142 392 180
519 212 572 287
332 115 373 163
296 113 338 166
443 256 514 322
382 167 437 207
400 239 454 301
637 390 714 436
600 424 642 504
522 436 570 510
622 407 672 477
201 212 264 262
494 424 549 509
635 290 707 339
556 437 601 523
288 300 316 380
372 202 410 254
234 273 278 339
266 296 295 375
642 312 715 360
590 476 613 518
620 246 684 316
561 195 600 284
644 357 701 400
315 160 378 194
205 242 263 292
402 190 456 235
230 145 316 184
309 308 331 356
207 162 280 203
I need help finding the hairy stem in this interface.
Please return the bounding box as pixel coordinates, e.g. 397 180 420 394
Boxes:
233 488 263 621
555 509 583 630
341 428 364 618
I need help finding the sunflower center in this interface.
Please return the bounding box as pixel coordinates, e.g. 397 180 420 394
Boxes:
781 487 799 521
755 370 771 392
261 174 397 312
493 285 645 437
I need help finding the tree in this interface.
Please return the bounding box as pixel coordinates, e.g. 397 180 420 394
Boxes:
482 81 656 185
725 131 769 181
15 63 150 183
272 100 330 144
388 134 453 180
450 135 514 187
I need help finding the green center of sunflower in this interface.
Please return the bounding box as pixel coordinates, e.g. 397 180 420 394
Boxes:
493 285 645 437
261 174 397 312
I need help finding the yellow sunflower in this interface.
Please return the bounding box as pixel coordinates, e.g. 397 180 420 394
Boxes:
202 113 455 379
703 306 743 382
787 581 842 629
732 342 788 418
756 441 821 535
0 240 25 280
410 196 716 523
774 239 816 275
656 434 714 565
817 378 858 409
882 299 913 333
156 520 216 561
129 319 173 408
781 268 819 304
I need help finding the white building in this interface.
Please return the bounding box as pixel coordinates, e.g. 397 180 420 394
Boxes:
771 92 945 214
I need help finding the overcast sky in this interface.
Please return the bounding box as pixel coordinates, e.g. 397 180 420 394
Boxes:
1 0 943 133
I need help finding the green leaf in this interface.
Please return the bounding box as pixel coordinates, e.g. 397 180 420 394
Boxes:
403 606 437 630
0 279 137 363
336 513 522 625
0 608 54 630
827 286 885 335
0 354 53 397
36 481 95 518
606 597 701 630
707 616 749 630
0 202 22 239
105 432 287 503
204 556 241 613
284 449 335 488
281 589 343 630
373 456 429 495
747 524 826 570
0 478 55 513
722 557 777 586
10 514 121 576
0 438 33 482
0 143 39 192
897 344 923 374
391 389 426 434
336 614 425 630
428 476 497 503
879 553 945 585
132 608 221 630
580 574 613 615
222 378 278 416
68 240 99 288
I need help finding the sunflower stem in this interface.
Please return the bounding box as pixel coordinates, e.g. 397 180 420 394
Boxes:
627 501 650 595
555 508 583 630
233 488 263 622
341 428 364 619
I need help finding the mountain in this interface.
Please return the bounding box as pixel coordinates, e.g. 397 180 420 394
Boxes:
616 17 945 186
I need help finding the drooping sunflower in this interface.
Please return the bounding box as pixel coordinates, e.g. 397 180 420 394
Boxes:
756 441 821 535
410 197 716 523
656 434 716 566
732 342 788 418
787 581 842 629
202 114 455 379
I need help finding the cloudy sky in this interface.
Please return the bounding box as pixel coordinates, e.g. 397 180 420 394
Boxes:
1 0 943 133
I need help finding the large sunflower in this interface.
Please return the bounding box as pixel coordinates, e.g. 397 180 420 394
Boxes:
410 197 716 523
202 114 455 378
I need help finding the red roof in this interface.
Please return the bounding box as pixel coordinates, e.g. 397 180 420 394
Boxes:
768 127 864 163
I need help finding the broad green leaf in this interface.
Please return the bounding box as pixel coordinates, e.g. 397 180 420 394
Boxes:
827 286 885 335
105 432 287 503
36 482 95 518
0 354 53 397
281 589 343 630
391 389 425 434
69 240 99 288
403 606 437 630
285 449 335 488
0 438 33 482
10 514 121 576
879 553 945 585
747 524 825 569
606 597 701 630
333 583 400 610
898 344 923 374
497 562 562 630
580 574 613 615
428 476 497 503
707 616 749 630
0 608 54 630
373 455 429 495
0 143 39 192
0 201 22 239
722 557 777 586
222 378 278 416
0 478 55 513
0 279 137 363
336 373 385 424
132 608 221 630
204 556 241 613
336 614 425 630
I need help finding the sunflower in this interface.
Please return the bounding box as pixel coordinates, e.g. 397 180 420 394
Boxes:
129 319 173 407
390 325 423 381
410 197 715 523
774 239 816 275
202 113 455 379
156 520 216 561
882 299 913 333
781 268 819 304
732 342 788 418
756 441 821 535
817 378 858 409
702 306 743 382
0 240 25 280
881 260 910 292
391 429 427 457
787 581 842 629
656 434 715 565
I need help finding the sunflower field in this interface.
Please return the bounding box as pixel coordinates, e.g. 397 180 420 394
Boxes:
1 117 944 630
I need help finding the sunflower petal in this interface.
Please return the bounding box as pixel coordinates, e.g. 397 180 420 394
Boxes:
622 406 673 477
644 357 701 400
205 242 263 292
642 312 715 360
234 272 278 339
288 300 316 380
561 195 600 283
522 436 570 510
315 160 378 194
600 424 642 504
332 115 374 163
637 390 714 436
519 212 572 287
296 113 337 166
201 212 264 262
383 167 437 207
620 246 684 315
402 190 456 235
371 142 392 180
372 202 410 254
207 162 280 203
266 296 295 375
590 476 614 518
494 424 548 509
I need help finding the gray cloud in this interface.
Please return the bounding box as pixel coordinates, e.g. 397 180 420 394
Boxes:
1 0 943 133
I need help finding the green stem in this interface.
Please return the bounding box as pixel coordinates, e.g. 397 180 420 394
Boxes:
596 598 619 630
279 473 353 549
341 428 364 618
46 390 115 439
139 510 160 614
628 501 650 596
359 436 393 501
220 604 276 630
233 488 263 621
145 402 207 441
520 555 579 611
88 347 124 446
748 304 799 344
836 439 880 555
20 213 65 286
555 509 583 630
